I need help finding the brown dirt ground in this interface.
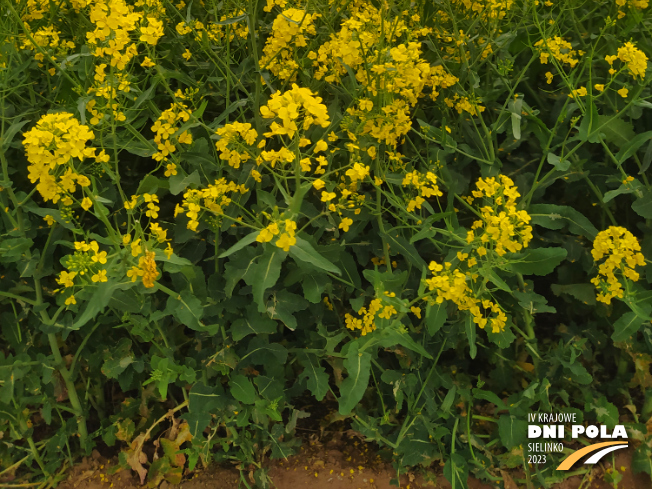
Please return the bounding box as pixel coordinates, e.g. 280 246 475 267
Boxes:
56 434 652 489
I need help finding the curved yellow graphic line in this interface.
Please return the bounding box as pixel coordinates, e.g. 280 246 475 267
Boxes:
557 442 628 470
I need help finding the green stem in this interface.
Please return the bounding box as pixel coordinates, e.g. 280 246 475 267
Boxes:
47 333 88 447
27 436 48 476
450 416 460 489
517 273 539 371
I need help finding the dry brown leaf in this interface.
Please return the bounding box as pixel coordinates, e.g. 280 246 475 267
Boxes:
126 433 149 484
500 470 519 489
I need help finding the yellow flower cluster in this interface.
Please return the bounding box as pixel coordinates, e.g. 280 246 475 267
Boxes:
256 218 298 251
428 66 460 102
260 84 330 140
151 102 193 171
56 240 109 305
590 226 646 304
215 122 258 169
615 0 648 17
401 171 443 212
534 37 580 68
176 12 248 45
312 3 424 84
313 160 369 219
87 0 142 68
361 99 414 147
18 0 51 21
425 262 507 333
447 95 487 116
175 179 247 231
355 42 433 106
345 296 398 336
314 5 456 148
260 9 319 81
20 25 75 71
465 175 533 257
86 63 130 124
124 193 160 220
23 113 106 204
127 251 159 288
609 42 649 79
140 16 165 45
451 0 514 20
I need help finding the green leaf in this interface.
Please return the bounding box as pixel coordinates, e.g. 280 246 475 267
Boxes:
169 171 200 196
301 273 328 303
213 13 247 25
551 284 596 306
597 115 636 148
547 152 570 171
377 328 433 359
1 119 28 151
230 310 277 341
337 252 361 289
498 415 527 450
508 248 567 276
101 338 134 379
426 301 447 335
603 179 643 203
642 140 652 174
632 446 652 476
73 280 119 330
243 248 285 312
338 342 371 415
132 80 158 110
410 227 437 244
229 375 257 404
318 324 347 354
223 247 258 298
245 337 289 365
289 237 341 275
108 288 143 313
612 311 646 342
188 382 224 413
266 290 308 331
137 174 161 194
513 290 556 314
472 389 506 409
298 353 329 401
614 131 652 166
486 323 516 348
381 230 427 269
0 238 33 264
123 139 156 158
465 315 477 359
487 271 511 292
632 190 652 219
154 249 192 267
529 204 598 239
443 453 468 489
440 385 456 415
254 376 284 401
362 269 408 295
587 396 619 429
170 290 204 331
566 362 593 385
509 96 522 140
218 232 259 259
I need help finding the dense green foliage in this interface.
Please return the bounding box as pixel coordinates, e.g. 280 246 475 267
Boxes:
1 0 652 487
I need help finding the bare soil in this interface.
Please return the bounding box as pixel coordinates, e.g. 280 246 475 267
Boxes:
57 434 651 489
